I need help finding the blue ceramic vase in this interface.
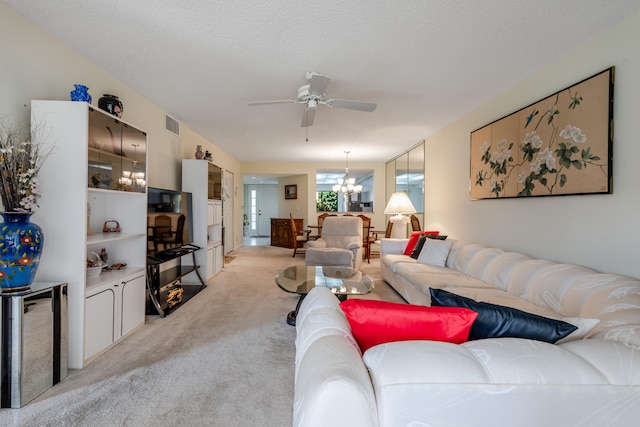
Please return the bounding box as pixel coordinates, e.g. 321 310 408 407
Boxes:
0 212 44 292
70 84 92 103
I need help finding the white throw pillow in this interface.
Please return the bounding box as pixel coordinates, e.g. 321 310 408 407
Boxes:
417 239 453 267
556 317 601 343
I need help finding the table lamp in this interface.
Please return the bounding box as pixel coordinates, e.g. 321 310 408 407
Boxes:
384 192 416 238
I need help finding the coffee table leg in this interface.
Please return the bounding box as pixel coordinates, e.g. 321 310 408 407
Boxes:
287 294 307 326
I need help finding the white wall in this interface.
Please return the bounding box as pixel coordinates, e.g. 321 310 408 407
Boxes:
424 11 640 278
0 3 243 249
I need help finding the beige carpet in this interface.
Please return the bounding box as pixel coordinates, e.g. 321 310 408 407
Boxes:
0 245 402 426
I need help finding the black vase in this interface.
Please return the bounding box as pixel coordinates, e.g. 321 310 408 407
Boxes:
98 94 124 118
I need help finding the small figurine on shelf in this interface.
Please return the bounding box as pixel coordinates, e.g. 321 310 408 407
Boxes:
203 150 212 161
195 145 204 159
100 248 108 263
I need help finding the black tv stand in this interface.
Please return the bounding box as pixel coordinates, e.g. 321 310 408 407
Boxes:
146 245 206 317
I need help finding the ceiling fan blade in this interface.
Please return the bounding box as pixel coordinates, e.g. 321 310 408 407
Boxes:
327 99 377 112
301 107 316 127
308 74 331 96
248 100 297 106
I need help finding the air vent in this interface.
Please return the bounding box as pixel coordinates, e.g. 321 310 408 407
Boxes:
165 114 180 136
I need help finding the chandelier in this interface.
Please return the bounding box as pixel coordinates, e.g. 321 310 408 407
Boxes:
118 143 145 190
333 151 362 200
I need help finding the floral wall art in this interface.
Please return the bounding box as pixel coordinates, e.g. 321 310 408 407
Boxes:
470 67 614 200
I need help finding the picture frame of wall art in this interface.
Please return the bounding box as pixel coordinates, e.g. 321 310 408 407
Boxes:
469 66 614 200
285 184 297 200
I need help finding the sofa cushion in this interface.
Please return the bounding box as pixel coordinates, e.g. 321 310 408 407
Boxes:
464 247 505 281
416 238 453 267
339 298 478 352
449 243 488 272
430 288 577 343
483 252 534 290
381 253 417 273
393 263 493 297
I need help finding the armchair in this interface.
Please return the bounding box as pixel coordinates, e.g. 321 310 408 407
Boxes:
305 216 363 269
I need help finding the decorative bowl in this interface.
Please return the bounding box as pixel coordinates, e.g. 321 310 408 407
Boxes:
86 252 106 278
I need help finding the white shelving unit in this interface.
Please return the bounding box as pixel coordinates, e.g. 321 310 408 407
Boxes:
182 159 223 282
31 100 147 368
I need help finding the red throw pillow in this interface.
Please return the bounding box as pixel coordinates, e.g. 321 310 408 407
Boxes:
340 299 478 352
403 231 423 255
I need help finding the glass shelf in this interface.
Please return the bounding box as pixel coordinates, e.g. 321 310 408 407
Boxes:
86 233 146 245
88 107 146 193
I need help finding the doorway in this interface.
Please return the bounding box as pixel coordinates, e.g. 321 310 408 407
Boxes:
246 184 278 237
224 170 234 254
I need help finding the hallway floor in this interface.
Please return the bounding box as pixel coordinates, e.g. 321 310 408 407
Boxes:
243 236 271 246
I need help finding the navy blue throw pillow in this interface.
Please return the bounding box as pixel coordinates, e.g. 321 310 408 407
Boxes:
426 234 447 240
410 235 428 259
429 288 577 343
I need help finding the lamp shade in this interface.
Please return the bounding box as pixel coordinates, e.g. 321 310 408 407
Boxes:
384 192 417 215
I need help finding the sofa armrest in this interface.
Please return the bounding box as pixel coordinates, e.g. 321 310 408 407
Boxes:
306 239 327 249
346 241 362 250
294 287 378 427
294 335 379 427
305 248 354 268
380 238 408 255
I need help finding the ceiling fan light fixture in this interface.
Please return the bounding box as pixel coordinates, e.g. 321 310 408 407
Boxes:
297 84 310 99
250 72 376 128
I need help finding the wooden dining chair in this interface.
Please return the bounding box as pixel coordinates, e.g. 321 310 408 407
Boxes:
384 220 393 238
410 214 421 232
315 213 334 239
358 214 374 263
369 219 393 259
318 213 330 226
152 214 172 252
290 213 311 257
157 214 185 249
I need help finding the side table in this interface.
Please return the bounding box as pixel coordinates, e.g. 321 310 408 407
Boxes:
0 282 68 408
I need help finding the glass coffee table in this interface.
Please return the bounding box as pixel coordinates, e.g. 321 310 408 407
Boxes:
275 265 374 326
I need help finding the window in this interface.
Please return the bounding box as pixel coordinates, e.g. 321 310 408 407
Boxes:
250 189 257 230
316 169 374 212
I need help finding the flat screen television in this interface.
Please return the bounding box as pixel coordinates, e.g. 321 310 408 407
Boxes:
147 187 194 255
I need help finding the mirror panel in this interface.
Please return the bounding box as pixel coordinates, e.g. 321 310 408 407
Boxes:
408 143 424 213
385 141 425 215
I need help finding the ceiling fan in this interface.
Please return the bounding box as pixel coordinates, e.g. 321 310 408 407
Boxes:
249 71 376 127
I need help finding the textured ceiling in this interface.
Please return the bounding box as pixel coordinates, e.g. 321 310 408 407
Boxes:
6 0 640 163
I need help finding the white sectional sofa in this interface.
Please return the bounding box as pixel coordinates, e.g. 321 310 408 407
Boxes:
293 238 640 427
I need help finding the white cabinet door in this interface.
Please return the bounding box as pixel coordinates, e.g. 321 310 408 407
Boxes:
84 288 115 360
206 247 215 281
214 245 224 275
120 275 146 337
207 203 215 226
213 201 222 225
